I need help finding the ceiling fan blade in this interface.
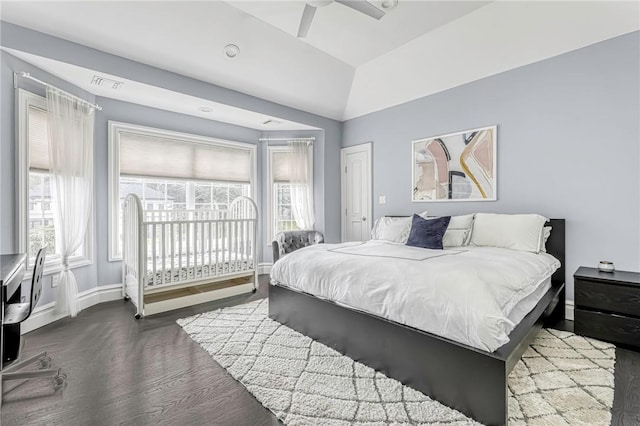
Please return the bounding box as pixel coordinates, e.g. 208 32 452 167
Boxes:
297 4 317 38
336 0 385 20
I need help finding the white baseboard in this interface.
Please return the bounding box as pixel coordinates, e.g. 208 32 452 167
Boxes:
566 301 574 321
21 284 123 334
20 279 575 333
258 263 272 275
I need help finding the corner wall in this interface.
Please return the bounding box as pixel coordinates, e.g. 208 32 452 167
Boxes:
0 51 99 306
1 20 342 244
93 97 263 287
1 22 342 311
342 32 640 301
258 129 326 265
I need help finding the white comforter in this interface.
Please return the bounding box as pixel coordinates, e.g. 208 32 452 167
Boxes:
270 241 560 352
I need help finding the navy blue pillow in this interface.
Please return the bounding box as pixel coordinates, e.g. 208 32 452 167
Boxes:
406 215 451 250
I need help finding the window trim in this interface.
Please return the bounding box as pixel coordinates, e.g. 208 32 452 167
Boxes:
17 89 94 275
108 121 257 261
266 144 313 243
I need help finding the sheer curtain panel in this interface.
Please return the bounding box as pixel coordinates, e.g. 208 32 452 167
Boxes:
46 87 95 318
288 140 314 229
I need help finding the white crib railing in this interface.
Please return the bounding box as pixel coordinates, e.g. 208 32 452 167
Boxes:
122 192 143 308
144 209 227 222
122 194 258 318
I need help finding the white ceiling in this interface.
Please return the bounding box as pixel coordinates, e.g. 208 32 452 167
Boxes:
4 48 319 131
345 0 640 119
229 1 489 67
1 1 638 122
0 0 354 120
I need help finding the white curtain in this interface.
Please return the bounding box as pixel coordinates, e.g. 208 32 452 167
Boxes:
288 139 314 229
46 87 95 318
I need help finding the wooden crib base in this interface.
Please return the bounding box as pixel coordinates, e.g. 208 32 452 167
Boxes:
128 275 255 317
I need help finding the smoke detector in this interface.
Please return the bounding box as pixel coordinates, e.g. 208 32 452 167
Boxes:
224 44 240 59
91 75 124 90
381 0 398 9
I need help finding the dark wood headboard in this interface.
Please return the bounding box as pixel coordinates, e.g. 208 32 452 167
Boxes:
546 219 565 285
386 215 566 285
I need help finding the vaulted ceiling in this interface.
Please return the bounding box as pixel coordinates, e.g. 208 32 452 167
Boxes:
1 1 638 122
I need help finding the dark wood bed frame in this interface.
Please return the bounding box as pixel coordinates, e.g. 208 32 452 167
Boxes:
269 219 565 426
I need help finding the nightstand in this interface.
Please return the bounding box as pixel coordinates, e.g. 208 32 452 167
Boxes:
574 266 640 348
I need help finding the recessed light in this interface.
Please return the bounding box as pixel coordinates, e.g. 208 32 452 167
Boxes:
381 0 398 9
224 44 240 59
198 106 213 113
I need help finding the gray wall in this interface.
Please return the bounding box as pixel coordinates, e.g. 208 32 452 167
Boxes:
0 52 100 306
342 31 640 302
1 51 269 303
93 97 264 288
1 21 343 243
259 129 325 264
3 20 637 309
1 22 342 308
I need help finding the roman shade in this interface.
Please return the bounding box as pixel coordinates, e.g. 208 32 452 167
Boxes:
28 105 50 172
119 132 252 183
271 150 293 183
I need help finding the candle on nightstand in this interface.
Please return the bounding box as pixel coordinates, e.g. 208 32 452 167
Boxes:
598 261 615 273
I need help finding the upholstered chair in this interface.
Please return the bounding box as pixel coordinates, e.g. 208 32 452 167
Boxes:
272 230 324 263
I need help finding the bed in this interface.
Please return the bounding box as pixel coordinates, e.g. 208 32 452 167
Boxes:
122 193 258 317
269 218 565 425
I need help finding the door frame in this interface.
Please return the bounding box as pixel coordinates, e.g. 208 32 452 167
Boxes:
341 142 373 242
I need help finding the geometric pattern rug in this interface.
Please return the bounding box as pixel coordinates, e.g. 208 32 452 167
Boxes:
177 299 616 425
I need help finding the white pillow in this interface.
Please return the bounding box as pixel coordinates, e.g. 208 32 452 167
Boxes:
540 226 552 253
469 213 548 253
371 211 428 243
442 214 475 247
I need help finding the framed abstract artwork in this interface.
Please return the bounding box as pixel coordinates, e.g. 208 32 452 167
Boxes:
412 125 497 202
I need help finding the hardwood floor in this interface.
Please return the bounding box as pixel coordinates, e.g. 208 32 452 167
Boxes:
613 347 640 425
2 276 279 426
2 277 639 425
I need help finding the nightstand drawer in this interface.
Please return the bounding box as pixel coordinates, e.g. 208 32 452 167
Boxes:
574 308 640 348
575 278 640 318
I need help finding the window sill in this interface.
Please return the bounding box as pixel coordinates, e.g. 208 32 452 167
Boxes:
24 257 93 281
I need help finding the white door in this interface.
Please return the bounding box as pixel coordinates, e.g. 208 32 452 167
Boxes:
341 143 372 242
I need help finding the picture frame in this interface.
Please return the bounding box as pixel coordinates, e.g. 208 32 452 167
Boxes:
412 125 497 202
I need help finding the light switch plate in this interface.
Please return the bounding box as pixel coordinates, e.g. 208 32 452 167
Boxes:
379 196 386 204
52 274 60 288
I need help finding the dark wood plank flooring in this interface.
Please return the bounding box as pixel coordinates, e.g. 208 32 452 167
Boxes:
2 276 279 426
2 277 639 425
612 347 640 425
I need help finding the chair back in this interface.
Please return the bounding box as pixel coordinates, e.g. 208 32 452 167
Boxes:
272 230 324 263
29 246 47 316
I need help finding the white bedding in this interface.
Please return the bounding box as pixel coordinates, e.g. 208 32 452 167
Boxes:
508 276 551 326
270 240 560 352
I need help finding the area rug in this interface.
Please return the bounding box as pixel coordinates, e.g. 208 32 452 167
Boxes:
177 300 616 425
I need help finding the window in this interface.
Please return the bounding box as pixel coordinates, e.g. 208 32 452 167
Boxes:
108 122 256 260
274 182 297 233
116 177 250 249
267 145 313 239
18 90 93 270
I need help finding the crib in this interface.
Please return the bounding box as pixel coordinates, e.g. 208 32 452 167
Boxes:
122 193 258 318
